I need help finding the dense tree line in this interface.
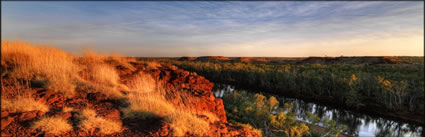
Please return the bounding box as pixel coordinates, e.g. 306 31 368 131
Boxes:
163 60 424 113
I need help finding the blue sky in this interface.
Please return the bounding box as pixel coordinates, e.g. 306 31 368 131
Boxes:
2 2 423 57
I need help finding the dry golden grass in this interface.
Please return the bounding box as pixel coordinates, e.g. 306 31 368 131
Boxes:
110 53 137 71
31 116 72 135
1 96 49 112
160 89 220 123
123 93 176 119
122 72 174 118
122 73 212 136
77 51 127 98
81 108 98 118
79 108 122 134
62 107 74 113
126 73 158 93
1 41 79 97
78 50 108 65
145 61 162 70
2 41 218 136
167 110 210 136
235 122 263 136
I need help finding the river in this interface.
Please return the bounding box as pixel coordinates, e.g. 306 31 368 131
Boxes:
213 84 423 137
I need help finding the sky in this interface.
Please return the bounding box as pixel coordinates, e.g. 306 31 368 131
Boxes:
2 2 424 57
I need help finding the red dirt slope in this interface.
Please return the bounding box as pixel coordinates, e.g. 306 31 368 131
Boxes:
1 63 259 137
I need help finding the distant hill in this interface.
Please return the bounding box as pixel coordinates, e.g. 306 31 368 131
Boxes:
297 56 410 65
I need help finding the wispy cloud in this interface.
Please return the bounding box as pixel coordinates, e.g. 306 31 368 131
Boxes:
2 1 423 56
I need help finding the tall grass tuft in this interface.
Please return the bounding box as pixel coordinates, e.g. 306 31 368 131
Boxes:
1 96 49 112
79 108 122 134
122 72 211 136
1 41 80 97
31 116 72 135
77 51 128 98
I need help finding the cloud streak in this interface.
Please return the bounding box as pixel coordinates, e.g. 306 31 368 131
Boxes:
2 1 423 56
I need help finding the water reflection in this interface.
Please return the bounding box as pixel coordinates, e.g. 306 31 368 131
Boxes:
213 84 423 137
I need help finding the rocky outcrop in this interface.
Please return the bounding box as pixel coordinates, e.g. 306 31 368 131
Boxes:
1 63 259 136
148 65 227 123
118 63 260 136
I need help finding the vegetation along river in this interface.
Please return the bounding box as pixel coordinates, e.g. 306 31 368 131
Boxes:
213 84 423 137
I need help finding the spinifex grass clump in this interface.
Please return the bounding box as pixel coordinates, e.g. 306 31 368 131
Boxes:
79 108 122 134
76 51 131 99
121 72 214 136
1 41 80 97
1 41 134 99
1 96 49 113
31 116 72 135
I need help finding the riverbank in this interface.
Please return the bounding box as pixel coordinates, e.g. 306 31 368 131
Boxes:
214 83 423 137
161 59 424 126
219 81 424 125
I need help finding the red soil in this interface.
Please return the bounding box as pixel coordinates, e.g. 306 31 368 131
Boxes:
1 63 259 136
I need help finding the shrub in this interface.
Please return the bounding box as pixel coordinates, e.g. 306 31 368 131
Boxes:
31 116 72 135
1 96 49 112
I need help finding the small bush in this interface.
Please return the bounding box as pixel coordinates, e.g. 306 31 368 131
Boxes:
31 116 72 135
1 97 49 112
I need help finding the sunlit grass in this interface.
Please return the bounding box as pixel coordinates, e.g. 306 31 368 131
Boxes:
79 108 122 134
1 41 79 97
1 96 49 112
31 116 72 135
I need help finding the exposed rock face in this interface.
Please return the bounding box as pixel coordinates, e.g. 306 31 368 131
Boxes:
1 63 259 137
148 65 227 123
